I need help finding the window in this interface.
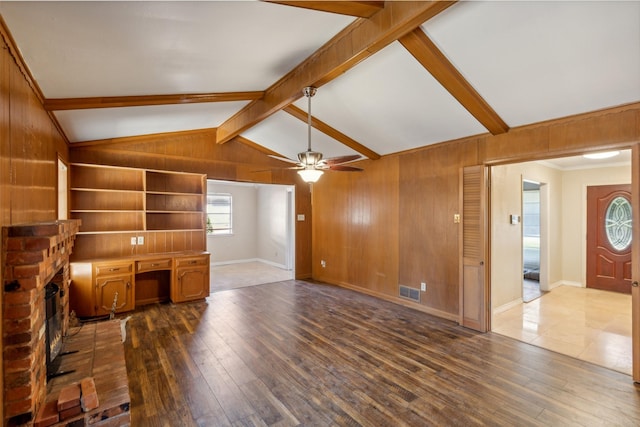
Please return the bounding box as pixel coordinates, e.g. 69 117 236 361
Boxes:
605 196 632 251
206 193 232 235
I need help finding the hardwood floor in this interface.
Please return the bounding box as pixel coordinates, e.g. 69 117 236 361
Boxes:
123 280 640 426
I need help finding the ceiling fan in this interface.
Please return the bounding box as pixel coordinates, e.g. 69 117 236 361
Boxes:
269 86 363 183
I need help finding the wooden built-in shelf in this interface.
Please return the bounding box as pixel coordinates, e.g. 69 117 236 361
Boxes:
70 163 144 191
69 163 206 260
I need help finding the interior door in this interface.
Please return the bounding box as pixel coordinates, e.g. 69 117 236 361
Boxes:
460 165 489 332
587 184 632 293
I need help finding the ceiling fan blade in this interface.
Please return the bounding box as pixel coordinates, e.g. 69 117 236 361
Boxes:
252 166 302 173
327 164 363 172
268 154 299 164
320 154 362 166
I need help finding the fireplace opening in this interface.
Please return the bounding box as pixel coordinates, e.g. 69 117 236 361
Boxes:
44 282 63 379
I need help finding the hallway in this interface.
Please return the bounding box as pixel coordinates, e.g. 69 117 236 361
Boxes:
493 285 632 375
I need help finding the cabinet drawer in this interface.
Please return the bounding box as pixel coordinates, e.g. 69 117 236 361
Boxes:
137 258 172 273
175 255 208 267
95 262 133 276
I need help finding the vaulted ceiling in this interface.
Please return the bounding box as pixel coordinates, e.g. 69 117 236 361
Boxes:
1 1 639 165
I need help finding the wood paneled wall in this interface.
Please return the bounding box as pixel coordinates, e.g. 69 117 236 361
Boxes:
1 23 70 422
1 29 68 224
312 157 400 295
312 104 640 319
69 135 313 279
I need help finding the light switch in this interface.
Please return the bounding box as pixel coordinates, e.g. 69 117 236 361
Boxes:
297 214 305 221
137 236 144 245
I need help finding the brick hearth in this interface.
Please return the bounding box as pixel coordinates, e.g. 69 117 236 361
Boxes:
2 220 80 425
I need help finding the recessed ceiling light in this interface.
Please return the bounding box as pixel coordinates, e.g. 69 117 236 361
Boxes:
583 151 620 160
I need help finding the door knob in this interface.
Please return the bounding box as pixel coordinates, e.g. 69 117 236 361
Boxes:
633 281 639 287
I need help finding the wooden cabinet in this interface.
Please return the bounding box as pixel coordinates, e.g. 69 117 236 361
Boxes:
135 257 172 306
95 263 135 316
69 164 206 261
70 260 135 318
172 254 210 302
136 258 172 273
70 252 209 318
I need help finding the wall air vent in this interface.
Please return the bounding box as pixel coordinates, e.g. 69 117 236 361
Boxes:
399 285 420 303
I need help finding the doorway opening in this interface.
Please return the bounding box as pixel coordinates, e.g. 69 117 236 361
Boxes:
522 180 544 302
57 158 68 220
206 180 295 292
491 151 632 375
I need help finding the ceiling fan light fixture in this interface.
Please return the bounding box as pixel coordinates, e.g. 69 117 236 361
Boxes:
299 150 323 166
298 168 323 183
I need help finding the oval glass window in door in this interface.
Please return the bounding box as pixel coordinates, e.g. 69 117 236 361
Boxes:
605 196 632 251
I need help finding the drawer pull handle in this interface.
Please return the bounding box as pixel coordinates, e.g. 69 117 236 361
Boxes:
109 268 120 272
189 260 198 265
151 263 158 267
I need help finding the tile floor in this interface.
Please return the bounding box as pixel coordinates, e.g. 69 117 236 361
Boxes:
522 278 546 302
493 285 632 375
210 261 293 292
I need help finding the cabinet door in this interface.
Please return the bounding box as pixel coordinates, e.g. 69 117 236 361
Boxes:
173 265 209 302
95 274 134 315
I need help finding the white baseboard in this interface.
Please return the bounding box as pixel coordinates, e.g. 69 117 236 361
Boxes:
211 258 288 270
550 280 583 290
493 298 523 316
258 258 288 270
211 257 259 266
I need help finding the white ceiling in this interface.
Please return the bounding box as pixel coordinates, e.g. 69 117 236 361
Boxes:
1 1 639 162
538 149 632 171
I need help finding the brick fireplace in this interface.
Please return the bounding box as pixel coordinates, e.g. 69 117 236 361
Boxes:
2 220 80 425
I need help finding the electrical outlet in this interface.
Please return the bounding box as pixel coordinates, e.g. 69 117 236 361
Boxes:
130 237 137 246
421 282 426 292
321 260 326 268
137 236 144 245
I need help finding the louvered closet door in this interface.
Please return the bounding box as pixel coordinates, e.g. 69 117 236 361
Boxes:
460 165 489 332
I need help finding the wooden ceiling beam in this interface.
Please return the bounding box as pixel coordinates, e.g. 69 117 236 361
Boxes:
264 1 384 18
399 28 509 135
43 91 264 111
234 135 288 158
284 104 380 160
69 128 217 148
216 1 457 145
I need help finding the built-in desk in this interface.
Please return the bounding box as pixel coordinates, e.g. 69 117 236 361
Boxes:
70 251 209 318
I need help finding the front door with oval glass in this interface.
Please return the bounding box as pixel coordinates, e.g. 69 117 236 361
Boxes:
587 184 632 294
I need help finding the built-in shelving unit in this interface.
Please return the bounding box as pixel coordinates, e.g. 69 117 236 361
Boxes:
70 164 145 234
69 164 206 260
145 170 204 231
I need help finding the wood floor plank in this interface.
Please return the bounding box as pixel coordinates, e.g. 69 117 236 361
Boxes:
121 280 640 426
